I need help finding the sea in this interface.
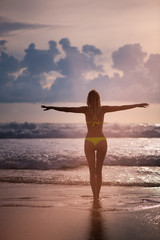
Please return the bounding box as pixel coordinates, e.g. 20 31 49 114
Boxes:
0 122 160 187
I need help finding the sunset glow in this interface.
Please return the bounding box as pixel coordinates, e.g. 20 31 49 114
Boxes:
0 0 159 123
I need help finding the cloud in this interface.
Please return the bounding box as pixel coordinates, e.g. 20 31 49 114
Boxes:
20 41 59 75
145 54 160 76
44 38 103 102
0 41 19 92
82 44 102 55
87 43 160 102
0 38 160 103
112 43 147 72
0 40 7 51
57 38 103 77
144 54 160 102
0 16 51 36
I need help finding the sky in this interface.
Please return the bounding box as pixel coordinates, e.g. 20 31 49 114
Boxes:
0 0 160 123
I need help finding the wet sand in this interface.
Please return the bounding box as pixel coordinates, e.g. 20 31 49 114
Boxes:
0 183 160 240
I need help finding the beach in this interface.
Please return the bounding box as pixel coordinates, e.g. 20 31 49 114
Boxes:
0 183 160 240
0 137 160 239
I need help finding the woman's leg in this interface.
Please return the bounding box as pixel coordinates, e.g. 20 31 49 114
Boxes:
96 140 107 199
84 141 97 200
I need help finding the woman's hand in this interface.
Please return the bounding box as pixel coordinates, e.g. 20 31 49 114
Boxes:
41 105 51 111
137 103 149 108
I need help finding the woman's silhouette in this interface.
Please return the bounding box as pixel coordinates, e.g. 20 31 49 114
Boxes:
41 89 148 201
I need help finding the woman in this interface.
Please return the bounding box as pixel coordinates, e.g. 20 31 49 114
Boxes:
41 89 149 201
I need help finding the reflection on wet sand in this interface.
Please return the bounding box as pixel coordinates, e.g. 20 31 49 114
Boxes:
87 201 108 240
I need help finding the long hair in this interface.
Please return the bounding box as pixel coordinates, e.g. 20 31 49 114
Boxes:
87 90 101 113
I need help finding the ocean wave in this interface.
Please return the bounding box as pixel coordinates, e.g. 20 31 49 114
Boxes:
1 164 160 187
0 154 160 170
0 138 159 169
0 155 86 170
0 122 160 138
0 176 160 187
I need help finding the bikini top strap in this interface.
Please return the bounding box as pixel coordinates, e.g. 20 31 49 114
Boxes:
87 120 102 127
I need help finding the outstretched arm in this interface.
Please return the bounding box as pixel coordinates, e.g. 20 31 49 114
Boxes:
103 103 149 113
41 105 86 113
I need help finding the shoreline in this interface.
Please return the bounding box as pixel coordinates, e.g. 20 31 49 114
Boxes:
0 183 160 240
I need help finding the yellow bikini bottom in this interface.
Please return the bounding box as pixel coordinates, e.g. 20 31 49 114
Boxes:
85 137 106 147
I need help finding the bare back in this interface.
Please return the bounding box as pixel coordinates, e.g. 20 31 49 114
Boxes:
85 106 105 138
